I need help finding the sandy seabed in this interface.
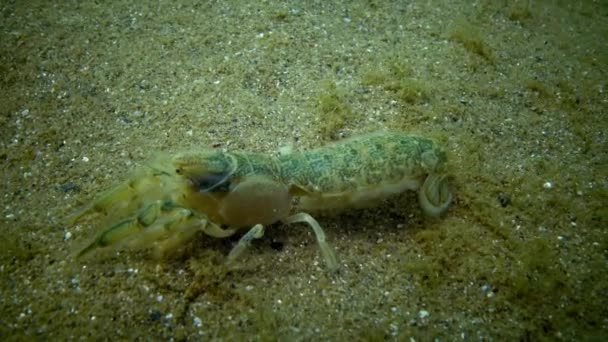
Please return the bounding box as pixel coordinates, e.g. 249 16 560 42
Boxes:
1 1 606 340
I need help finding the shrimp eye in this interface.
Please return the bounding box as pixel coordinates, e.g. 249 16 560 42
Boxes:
191 172 231 192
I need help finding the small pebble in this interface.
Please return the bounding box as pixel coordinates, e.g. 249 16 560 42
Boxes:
148 310 162 322
419 310 429 319
497 192 510 207
193 316 202 327
57 182 80 193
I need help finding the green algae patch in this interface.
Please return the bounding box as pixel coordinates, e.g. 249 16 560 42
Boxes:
361 60 431 105
403 218 498 289
314 79 357 140
507 3 533 23
402 213 606 339
0 233 41 264
448 20 494 65
184 251 248 304
488 237 605 340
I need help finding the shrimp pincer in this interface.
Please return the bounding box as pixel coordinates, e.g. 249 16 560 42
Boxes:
70 131 452 272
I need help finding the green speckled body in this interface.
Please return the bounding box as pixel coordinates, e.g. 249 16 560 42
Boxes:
73 131 451 265
277 132 446 195
210 132 447 210
175 132 446 210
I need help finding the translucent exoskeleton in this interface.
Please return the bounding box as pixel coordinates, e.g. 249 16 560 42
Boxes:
70 132 452 272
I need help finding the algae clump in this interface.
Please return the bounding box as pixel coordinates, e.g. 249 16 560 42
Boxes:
314 79 356 140
361 59 430 105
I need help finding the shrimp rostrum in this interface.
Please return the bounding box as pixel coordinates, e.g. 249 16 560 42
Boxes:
71 131 452 272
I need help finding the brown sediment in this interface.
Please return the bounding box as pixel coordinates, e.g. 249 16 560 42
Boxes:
1 1 606 340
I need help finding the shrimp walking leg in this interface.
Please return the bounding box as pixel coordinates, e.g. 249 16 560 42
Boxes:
226 212 340 273
283 213 339 272
226 224 265 265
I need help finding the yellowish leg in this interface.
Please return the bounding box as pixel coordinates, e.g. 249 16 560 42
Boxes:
226 224 265 266
69 168 168 225
152 218 237 258
283 212 339 272
76 200 163 257
76 200 237 258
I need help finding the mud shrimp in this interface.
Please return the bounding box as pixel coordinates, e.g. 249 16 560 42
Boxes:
70 131 452 272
